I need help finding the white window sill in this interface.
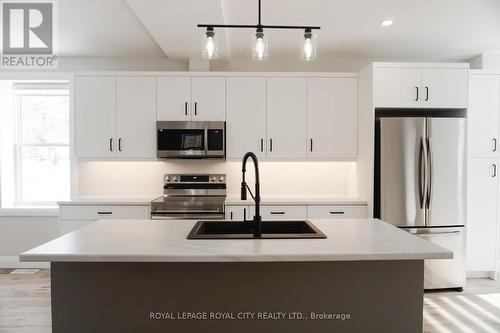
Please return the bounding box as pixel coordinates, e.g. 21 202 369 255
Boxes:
0 207 59 217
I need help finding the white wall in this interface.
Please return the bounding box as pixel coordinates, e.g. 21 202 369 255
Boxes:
76 160 358 199
0 215 58 268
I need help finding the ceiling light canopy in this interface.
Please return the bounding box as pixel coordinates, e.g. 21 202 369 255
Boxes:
199 0 320 61
381 19 393 27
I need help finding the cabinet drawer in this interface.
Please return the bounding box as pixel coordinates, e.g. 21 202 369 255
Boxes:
307 205 367 219
60 205 149 220
261 206 307 220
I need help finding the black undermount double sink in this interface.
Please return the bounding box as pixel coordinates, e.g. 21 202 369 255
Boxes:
187 152 326 240
187 220 326 239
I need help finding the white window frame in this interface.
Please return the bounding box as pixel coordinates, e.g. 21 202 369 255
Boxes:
13 84 70 206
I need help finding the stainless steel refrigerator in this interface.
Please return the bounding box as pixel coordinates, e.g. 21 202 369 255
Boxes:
374 109 466 291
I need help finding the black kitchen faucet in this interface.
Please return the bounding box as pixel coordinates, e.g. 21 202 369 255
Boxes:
241 152 262 237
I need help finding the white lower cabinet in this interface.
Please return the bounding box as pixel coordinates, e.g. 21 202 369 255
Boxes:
226 204 368 221
225 205 251 221
307 205 367 219
59 204 150 235
261 206 308 220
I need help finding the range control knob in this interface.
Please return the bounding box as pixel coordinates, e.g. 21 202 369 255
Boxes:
173 176 179 182
219 176 225 182
211 176 217 182
165 176 172 182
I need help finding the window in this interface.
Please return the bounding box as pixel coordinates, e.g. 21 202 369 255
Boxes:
5 82 70 206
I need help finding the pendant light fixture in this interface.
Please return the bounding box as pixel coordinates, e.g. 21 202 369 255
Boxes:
199 0 320 61
301 28 317 61
202 27 217 59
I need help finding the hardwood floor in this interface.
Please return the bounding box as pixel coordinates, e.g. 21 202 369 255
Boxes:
1 269 499 333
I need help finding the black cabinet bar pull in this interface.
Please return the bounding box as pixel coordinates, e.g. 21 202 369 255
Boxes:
493 138 497 152
243 208 247 221
415 87 419 101
270 211 285 215
109 138 113 152
310 138 313 152
97 211 112 215
118 138 122 152
330 211 345 215
425 86 429 101
194 102 198 116
230 211 233 220
493 164 497 178
260 139 264 152
184 102 188 115
270 138 273 152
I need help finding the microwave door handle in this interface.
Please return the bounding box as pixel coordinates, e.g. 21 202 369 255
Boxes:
204 126 208 155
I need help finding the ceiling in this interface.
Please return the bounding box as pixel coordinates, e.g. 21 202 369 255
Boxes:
56 0 500 64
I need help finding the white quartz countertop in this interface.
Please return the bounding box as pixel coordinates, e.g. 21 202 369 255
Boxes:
58 196 366 206
57 196 159 206
21 219 452 262
225 196 367 205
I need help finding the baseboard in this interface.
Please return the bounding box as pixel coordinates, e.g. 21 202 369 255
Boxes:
0 256 49 269
466 271 494 279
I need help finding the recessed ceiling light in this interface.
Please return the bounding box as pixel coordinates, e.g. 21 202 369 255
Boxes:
381 20 393 27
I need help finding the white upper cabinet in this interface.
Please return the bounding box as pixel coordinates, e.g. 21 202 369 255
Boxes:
75 76 116 158
267 78 307 158
157 76 225 121
374 68 421 108
421 69 468 108
191 77 225 121
374 66 468 108
116 77 157 158
468 75 500 158
307 78 357 159
157 77 191 121
226 77 267 159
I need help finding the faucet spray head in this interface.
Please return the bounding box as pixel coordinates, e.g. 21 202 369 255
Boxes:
241 182 247 200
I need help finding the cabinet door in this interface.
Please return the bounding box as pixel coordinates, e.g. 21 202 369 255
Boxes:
421 68 468 108
466 158 498 271
226 77 267 159
116 77 157 158
191 77 225 121
307 78 357 159
225 205 250 221
373 68 421 108
267 78 307 158
468 75 499 158
75 76 116 158
157 76 191 121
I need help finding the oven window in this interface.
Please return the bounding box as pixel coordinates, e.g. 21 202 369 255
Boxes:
207 129 224 151
157 129 205 150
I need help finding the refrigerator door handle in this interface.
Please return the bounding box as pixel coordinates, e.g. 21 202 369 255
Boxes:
426 137 433 209
408 230 461 235
418 137 428 209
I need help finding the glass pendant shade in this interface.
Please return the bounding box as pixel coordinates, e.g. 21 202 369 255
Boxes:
202 28 218 59
252 29 268 61
301 29 317 61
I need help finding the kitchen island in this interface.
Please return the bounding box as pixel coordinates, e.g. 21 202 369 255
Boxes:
21 218 451 333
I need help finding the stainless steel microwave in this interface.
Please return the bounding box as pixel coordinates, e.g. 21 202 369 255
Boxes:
156 121 225 159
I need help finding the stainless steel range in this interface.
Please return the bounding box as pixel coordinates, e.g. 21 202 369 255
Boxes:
150 174 226 220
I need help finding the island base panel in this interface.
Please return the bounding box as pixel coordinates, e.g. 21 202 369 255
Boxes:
51 260 424 333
